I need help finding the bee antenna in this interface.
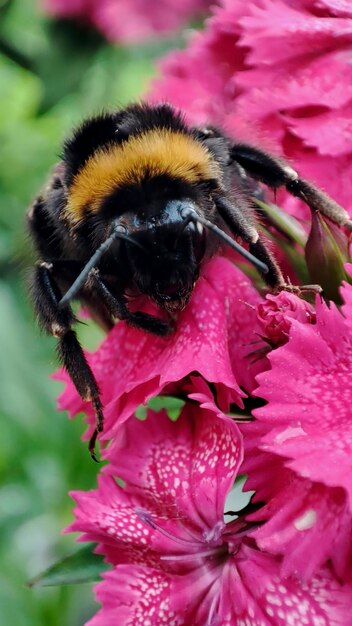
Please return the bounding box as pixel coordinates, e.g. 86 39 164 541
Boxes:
181 208 269 275
59 227 145 308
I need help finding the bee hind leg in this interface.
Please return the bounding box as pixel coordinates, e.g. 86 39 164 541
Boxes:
230 143 352 230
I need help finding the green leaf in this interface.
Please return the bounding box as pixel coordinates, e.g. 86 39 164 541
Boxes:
135 395 185 421
28 544 108 588
258 224 310 284
254 198 307 247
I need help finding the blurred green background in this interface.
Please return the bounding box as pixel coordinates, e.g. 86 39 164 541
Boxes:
0 1 187 623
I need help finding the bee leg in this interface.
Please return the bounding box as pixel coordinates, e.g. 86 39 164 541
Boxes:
86 269 174 336
248 238 322 294
215 195 259 244
30 261 104 460
230 144 352 230
248 237 287 289
213 194 286 289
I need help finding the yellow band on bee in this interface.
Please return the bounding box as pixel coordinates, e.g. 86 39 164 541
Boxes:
65 128 220 223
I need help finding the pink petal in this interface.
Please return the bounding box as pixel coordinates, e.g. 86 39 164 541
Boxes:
87 551 352 626
254 300 352 503
68 402 243 565
150 45 235 127
315 0 352 17
87 566 176 626
204 254 266 393
67 476 160 567
234 546 352 626
239 2 352 66
280 136 352 217
240 421 292 503
68 470 200 564
288 101 352 156
107 398 243 530
236 51 352 120
251 473 352 581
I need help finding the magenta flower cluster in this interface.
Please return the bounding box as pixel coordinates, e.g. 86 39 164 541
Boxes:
150 0 352 220
59 255 352 624
54 0 352 623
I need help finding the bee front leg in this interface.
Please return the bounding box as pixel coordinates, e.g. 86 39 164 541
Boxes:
86 269 174 336
30 261 104 460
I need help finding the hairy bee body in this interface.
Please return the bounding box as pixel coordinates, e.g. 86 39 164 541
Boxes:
28 102 351 456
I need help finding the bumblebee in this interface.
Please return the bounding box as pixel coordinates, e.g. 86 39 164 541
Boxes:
27 102 352 458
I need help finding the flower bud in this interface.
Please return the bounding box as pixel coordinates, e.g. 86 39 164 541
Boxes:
305 211 350 303
256 292 315 346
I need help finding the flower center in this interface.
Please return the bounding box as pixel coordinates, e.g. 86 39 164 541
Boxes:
202 520 225 546
134 507 253 563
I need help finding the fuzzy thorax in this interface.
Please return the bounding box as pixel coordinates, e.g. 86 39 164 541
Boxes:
65 128 220 223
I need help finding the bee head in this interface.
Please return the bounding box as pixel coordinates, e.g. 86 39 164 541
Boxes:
122 199 206 311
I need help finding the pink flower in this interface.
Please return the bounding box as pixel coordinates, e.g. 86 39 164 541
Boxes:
240 422 352 581
256 291 315 346
43 0 211 43
150 0 352 218
236 286 352 581
88 560 352 626
43 0 86 17
68 402 352 625
56 257 266 446
254 295 352 500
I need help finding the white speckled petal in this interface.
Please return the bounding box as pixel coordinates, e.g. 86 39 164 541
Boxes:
107 399 242 531
87 566 184 626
